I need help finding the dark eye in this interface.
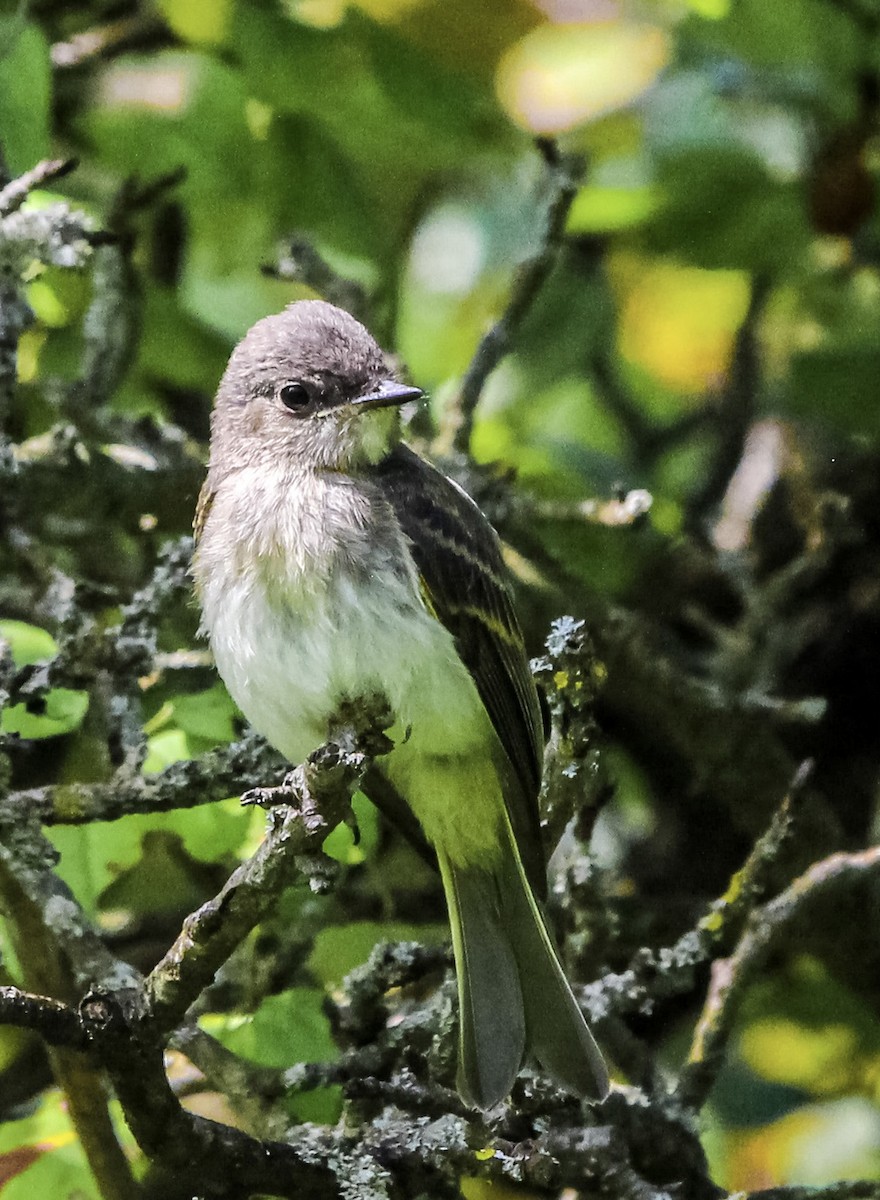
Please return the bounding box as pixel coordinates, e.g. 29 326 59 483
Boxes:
279 381 317 416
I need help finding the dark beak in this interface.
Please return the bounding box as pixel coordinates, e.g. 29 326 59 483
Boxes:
352 380 423 412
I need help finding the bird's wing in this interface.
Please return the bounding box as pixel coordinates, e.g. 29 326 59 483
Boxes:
374 444 547 894
193 480 215 544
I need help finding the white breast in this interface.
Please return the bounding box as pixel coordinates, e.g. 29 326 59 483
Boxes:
194 465 491 769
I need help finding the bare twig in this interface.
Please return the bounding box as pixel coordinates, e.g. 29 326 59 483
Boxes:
529 488 653 528
578 762 812 1036
679 845 880 1110
0 157 77 218
745 1183 880 1200
0 985 88 1048
264 237 369 323
444 139 585 456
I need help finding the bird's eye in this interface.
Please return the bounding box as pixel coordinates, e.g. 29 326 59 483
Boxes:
279 381 317 416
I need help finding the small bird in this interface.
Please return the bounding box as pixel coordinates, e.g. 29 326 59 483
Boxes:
193 300 608 1108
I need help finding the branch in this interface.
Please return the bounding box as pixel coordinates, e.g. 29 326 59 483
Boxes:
144 700 392 1032
444 139 585 456
3 732 282 825
528 488 653 528
678 845 880 1110
0 157 78 218
746 1183 880 1200
532 616 609 849
263 237 369 323
0 985 88 1048
578 763 812 1036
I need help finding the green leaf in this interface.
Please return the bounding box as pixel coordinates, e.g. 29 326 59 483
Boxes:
788 347 880 437
309 921 448 986
0 1090 101 1200
168 685 237 743
1 689 90 740
204 987 341 1124
649 146 810 272
567 185 662 234
49 799 255 914
322 791 380 865
0 20 51 174
0 620 57 666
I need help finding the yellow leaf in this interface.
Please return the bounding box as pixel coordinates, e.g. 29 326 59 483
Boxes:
611 253 750 392
461 1175 546 1200
497 21 670 134
158 0 233 45
741 1019 859 1094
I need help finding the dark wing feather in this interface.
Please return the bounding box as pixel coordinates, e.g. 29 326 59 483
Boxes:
374 444 547 893
193 481 215 544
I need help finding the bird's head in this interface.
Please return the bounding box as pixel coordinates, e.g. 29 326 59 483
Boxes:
210 300 422 475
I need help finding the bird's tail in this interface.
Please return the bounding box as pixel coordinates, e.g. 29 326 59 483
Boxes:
439 819 609 1110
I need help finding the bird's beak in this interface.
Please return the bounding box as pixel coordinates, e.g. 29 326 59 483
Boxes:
352 380 423 412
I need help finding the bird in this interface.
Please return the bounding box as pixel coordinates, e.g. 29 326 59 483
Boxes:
192 299 608 1109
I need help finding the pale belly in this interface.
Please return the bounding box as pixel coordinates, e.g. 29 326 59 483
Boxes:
202 558 505 864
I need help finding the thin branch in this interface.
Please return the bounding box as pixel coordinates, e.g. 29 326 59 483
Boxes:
746 1183 880 1200
263 237 369 323
678 845 880 1110
81 989 339 1200
444 139 585 456
144 700 392 1033
0 158 77 218
578 762 812 1034
0 985 87 1048
527 488 653 528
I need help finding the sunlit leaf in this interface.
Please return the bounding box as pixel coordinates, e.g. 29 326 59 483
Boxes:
723 1100 880 1190
567 184 662 232
204 988 341 1124
496 21 671 134
0 621 57 666
158 0 234 45
308 921 447 985
0 1090 100 1200
0 20 50 174
610 252 751 392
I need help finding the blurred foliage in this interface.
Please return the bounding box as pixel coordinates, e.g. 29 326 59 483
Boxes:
2 0 880 1195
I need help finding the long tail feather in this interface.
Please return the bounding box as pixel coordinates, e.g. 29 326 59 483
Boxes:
439 851 525 1109
498 816 609 1099
439 826 608 1108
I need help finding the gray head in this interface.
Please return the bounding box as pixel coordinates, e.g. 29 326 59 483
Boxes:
209 300 422 476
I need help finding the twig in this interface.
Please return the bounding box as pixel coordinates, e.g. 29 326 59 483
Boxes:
532 616 608 849
578 762 812 1034
0 158 77 218
528 488 653 528
264 237 369 323
0 821 140 1200
145 701 392 1032
51 15 170 68
0 984 88 1048
686 274 773 529
590 349 715 467
745 1183 880 1200
88 989 338 1200
445 139 585 456
678 845 880 1110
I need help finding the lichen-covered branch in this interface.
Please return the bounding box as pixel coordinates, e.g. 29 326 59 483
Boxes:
145 699 393 1033
679 845 880 1110
575 761 812 1053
